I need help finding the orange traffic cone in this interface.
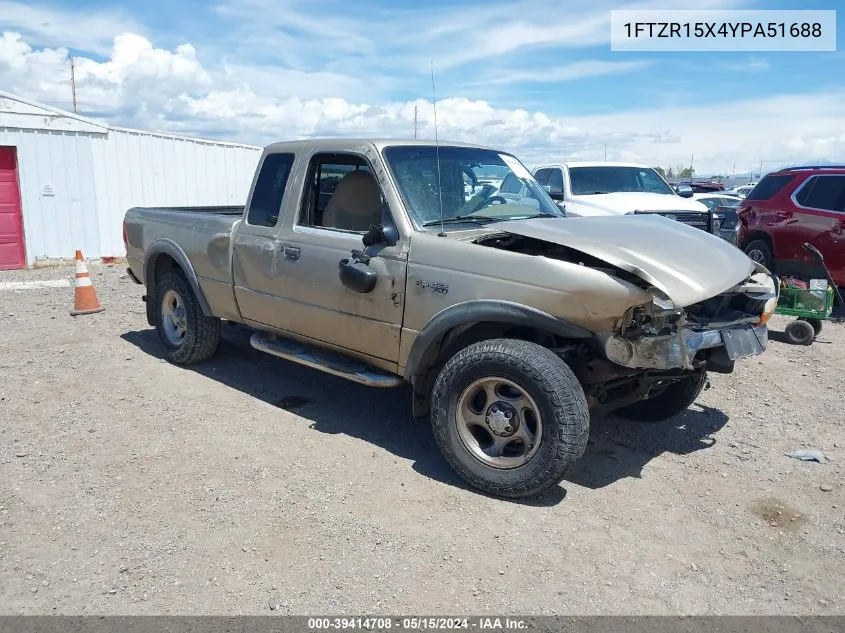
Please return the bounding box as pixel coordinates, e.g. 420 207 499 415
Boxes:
70 250 105 316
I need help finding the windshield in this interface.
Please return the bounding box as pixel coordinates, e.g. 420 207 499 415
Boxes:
568 166 675 196
382 146 563 229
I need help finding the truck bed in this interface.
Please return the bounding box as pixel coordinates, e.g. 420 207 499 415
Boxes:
124 205 244 321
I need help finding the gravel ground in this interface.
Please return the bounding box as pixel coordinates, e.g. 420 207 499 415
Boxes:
0 263 843 615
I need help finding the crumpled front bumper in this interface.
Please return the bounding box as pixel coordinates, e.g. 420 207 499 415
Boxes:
601 323 768 371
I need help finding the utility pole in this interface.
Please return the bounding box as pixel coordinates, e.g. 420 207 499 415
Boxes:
70 56 78 113
414 105 418 139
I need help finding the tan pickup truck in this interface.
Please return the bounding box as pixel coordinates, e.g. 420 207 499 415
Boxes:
123 138 778 498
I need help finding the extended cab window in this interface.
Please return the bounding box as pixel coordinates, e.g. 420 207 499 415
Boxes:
298 154 382 233
794 175 845 212
247 153 294 227
745 174 794 201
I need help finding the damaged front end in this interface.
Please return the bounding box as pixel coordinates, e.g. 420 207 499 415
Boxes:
470 216 778 413
599 268 777 374
576 271 776 415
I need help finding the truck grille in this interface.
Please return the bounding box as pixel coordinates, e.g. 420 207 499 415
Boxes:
636 210 711 231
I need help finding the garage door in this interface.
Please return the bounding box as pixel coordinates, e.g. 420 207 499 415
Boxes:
0 147 25 270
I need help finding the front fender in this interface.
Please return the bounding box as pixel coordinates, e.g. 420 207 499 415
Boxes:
403 299 594 382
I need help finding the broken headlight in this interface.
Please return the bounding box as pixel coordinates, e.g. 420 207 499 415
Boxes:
622 288 684 339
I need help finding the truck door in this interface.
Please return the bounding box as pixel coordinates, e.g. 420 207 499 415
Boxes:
262 150 408 365
231 151 300 331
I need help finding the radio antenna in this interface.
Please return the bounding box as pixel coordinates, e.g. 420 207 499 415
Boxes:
431 60 446 237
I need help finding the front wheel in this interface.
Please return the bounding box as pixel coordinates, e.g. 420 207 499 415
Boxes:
155 270 221 364
614 370 707 422
430 339 590 498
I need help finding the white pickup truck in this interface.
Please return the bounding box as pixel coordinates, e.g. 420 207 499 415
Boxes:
531 161 718 234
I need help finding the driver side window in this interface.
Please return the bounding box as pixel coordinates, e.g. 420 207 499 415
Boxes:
298 154 383 233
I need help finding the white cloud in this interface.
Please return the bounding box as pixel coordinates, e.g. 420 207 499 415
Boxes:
210 0 745 75
471 60 653 86
0 1 142 55
2 29 844 176
1 31 212 117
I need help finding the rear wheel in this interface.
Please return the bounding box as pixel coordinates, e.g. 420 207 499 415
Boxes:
155 270 221 364
615 370 707 423
430 339 590 498
743 239 773 271
784 319 815 346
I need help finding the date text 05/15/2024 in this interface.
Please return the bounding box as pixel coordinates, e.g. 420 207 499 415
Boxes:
307 617 528 630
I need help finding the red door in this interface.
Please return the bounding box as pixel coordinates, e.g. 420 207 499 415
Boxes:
0 147 26 270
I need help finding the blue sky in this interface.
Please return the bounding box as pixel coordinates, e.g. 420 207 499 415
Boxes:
1 0 843 175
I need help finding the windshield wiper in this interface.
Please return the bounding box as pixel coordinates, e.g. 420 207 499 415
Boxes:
422 215 499 227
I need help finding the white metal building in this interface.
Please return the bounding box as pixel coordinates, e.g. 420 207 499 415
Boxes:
0 91 262 269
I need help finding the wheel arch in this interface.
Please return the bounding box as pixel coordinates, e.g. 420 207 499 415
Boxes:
740 230 775 254
404 300 594 419
144 239 213 325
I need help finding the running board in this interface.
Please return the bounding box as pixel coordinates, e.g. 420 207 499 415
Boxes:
250 333 404 388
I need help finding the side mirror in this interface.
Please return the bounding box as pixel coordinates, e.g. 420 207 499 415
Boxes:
339 251 378 294
545 183 564 202
362 223 398 247
677 184 693 198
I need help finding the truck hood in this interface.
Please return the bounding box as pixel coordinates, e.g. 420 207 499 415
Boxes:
565 192 709 216
489 214 756 307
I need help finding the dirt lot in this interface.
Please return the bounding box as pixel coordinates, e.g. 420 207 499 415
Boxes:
0 263 843 615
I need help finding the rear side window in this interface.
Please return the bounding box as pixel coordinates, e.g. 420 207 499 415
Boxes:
744 174 794 201
247 153 295 227
794 175 845 212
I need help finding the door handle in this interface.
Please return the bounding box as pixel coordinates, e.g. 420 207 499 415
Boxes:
282 245 301 261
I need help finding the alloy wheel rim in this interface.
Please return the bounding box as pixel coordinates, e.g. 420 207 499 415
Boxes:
161 290 187 346
455 376 543 469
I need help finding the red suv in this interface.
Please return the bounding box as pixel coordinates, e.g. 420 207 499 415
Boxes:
737 166 845 294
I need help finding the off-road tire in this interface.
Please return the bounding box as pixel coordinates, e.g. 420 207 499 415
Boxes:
155 270 221 364
784 319 815 346
743 239 773 271
430 339 590 499
806 318 823 337
615 369 707 423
